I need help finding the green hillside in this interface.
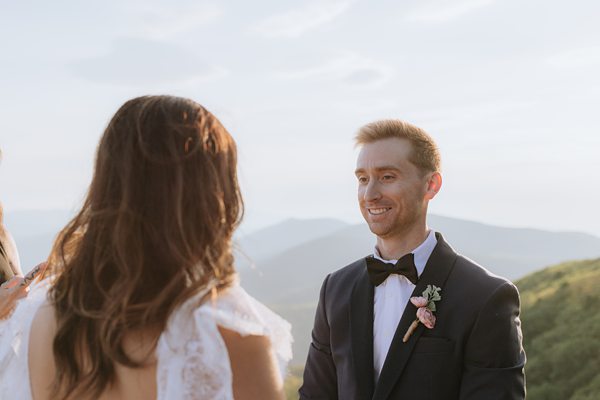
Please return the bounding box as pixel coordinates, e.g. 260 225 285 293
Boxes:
283 258 600 399
516 258 600 400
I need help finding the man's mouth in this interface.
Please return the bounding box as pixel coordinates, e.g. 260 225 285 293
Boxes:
368 207 391 215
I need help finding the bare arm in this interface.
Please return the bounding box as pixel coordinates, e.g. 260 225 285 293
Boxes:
219 326 285 400
0 276 27 319
28 302 57 400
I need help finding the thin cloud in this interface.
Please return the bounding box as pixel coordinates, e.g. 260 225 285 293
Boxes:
278 54 393 87
252 1 353 38
118 1 222 39
547 46 600 68
405 0 495 23
71 37 227 86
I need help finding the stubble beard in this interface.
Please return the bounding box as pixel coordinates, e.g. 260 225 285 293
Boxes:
366 204 422 240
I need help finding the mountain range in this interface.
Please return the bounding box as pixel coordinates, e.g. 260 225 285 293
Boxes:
238 214 600 304
236 215 600 365
5 209 600 365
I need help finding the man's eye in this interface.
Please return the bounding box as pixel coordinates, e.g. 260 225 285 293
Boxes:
357 176 368 183
382 175 395 180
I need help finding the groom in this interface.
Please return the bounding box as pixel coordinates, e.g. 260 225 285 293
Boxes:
300 120 526 399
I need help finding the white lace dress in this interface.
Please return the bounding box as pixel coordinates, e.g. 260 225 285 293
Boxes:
0 280 292 400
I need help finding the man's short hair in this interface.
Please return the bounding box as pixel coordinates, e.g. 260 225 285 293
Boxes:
355 119 441 174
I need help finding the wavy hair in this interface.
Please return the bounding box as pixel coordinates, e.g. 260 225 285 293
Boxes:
45 96 243 399
355 119 441 174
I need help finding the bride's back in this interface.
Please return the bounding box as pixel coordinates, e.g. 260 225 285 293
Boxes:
29 303 158 400
28 286 287 400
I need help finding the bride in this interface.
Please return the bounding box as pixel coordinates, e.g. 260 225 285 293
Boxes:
0 96 291 399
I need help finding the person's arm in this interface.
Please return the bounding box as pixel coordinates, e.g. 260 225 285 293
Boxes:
459 281 526 400
0 228 22 281
219 327 285 400
0 276 27 319
299 274 338 400
28 301 57 400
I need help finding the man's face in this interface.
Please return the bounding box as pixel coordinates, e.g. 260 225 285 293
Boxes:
355 138 430 239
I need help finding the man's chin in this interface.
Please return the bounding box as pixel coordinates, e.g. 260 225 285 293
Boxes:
366 222 392 238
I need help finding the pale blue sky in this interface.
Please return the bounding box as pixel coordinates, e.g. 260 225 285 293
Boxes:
1 0 599 236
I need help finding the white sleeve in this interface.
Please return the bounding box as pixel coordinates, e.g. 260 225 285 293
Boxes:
155 284 293 400
0 280 49 400
200 285 293 377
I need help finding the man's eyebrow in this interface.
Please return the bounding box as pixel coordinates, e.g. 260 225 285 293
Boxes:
355 166 401 174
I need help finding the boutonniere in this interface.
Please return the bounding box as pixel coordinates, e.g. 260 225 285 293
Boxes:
403 285 442 342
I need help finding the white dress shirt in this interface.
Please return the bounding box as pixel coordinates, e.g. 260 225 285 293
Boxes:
372 230 437 381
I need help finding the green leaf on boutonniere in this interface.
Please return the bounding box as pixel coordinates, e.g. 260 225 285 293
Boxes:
428 301 437 312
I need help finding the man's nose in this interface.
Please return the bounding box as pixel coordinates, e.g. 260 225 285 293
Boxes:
363 180 381 202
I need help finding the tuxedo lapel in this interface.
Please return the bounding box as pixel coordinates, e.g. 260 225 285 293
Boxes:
372 233 458 400
350 261 375 399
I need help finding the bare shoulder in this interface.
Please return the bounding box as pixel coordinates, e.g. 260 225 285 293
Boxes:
218 326 285 400
28 301 57 400
30 299 56 326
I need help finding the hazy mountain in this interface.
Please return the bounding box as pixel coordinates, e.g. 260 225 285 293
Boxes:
427 214 600 278
238 215 600 365
6 209 600 369
241 214 600 304
5 211 349 272
240 223 373 304
234 218 348 269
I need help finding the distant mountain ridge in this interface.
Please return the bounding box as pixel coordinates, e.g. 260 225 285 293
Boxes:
236 215 600 365
6 208 600 281
239 214 600 305
5 209 600 368
234 218 348 269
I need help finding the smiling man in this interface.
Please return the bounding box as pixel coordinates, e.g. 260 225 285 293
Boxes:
300 120 526 400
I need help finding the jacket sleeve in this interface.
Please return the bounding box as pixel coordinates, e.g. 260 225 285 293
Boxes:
299 274 338 400
459 281 526 400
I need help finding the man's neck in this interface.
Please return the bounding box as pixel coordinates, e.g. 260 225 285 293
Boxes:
376 225 429 260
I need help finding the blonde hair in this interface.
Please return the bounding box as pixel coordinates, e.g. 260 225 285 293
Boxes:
355 119 441 173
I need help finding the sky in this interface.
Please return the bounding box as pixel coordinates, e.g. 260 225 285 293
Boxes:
0 0 599 237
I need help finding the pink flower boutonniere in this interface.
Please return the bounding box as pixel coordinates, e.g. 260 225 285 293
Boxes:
403 285 442 342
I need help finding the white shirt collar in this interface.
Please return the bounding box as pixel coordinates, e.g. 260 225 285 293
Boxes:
372 230 437 278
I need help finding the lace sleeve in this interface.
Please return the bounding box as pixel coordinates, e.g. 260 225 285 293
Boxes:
155 283 293 400
200 284 293 377
156 285 234 400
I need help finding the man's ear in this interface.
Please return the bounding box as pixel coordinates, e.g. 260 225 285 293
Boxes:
424 172 442 200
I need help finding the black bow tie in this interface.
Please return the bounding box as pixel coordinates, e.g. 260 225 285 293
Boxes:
366 253 418 286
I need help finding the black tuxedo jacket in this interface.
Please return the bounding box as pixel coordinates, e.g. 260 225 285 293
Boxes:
299 233 526 400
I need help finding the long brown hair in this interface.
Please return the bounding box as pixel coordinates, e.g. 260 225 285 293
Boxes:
46 95 243 399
